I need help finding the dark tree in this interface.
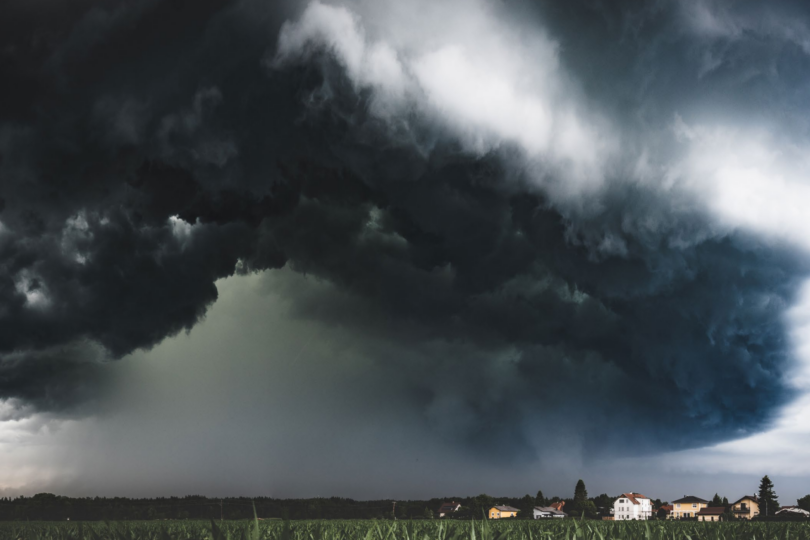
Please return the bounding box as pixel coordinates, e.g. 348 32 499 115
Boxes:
593 494 614 510
757 475 779 517
711 494 723 507
520 494 535 519
571 480 596 519
798 495 810 512
574 480 588 503
722 497 729 506
535 491 546 507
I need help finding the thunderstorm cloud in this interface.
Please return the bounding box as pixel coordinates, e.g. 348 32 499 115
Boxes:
2 0 810 476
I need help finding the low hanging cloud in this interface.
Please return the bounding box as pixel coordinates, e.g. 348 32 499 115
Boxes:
0 0 809 465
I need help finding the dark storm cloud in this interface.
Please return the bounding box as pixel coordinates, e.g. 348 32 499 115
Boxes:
0 0 806 460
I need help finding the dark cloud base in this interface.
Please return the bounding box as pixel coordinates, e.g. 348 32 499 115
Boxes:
0 0 805 460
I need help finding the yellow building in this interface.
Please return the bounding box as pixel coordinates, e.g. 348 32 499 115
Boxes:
730 496 759 520
696 507 725 522
671 496 709 518
489 505 519 519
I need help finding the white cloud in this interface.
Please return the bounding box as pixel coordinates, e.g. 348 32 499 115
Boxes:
273 1 614 198
672 117 810 252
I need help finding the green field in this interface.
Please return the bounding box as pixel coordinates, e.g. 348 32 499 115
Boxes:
2 519 810 540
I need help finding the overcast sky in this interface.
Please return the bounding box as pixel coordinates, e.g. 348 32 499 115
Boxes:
2 0 810 505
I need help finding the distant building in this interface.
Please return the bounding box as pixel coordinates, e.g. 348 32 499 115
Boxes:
488 506 519 519
777 506 810 517
657 505 673 519
533 506 566 519
437 502 461 518
730 496 759 520
697 507 725 522
671 496 709 519
550 501 566 512
613 493 653 521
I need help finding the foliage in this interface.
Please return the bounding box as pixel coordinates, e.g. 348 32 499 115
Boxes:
799 495 810 513
519 496 534 519
534 492 546 508
574 481 588 504
570 481 596 519
757 476 779 517
1 518 810 540
710 494 724 508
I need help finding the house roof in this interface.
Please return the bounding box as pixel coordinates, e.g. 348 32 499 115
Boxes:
534 506 566 515
493 506 519 512
777 506 810 515
618 493 651 505
438 502 460 512
697 507 725 516
550 501 566 511
731 496 759 505
659 505 673 512
672 496 709 504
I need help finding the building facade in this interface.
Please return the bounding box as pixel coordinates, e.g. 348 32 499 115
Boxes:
488 506 519 519
730 496 759 520
613 493 653 521
697 507 725 522
671 496 709 519
533 506 566 519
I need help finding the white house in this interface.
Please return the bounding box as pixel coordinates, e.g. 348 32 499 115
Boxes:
613 493 653 521
533 506 566 519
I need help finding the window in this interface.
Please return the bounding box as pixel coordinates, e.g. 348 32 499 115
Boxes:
692 504 697 508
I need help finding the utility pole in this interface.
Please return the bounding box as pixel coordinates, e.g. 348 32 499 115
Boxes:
393 501 396 521
220 500 223 521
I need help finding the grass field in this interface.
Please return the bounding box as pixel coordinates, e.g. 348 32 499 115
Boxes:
2 518 810 540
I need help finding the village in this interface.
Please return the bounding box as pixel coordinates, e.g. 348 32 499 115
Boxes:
435 496 810 521
435 476 810 522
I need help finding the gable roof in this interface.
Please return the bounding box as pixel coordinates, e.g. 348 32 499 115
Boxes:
493 505 519 512
731 495 759 505
777 506 810 515
697 507 725 516
659 505 673 512
534 506 566 515
672 496 709 504
617 493 651 505
438 502 461 512
550 501 566 511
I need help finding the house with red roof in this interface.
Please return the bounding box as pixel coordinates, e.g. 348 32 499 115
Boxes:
613 493 653 521
437 501 461 518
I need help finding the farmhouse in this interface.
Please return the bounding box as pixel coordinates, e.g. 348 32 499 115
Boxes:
533 506 566 519
696 507 725 522
488 505 519 519
613 493 653 521
437 502 461 518
671 496 709 519
730 496 759 520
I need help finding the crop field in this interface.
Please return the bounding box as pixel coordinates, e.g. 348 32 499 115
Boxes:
2 519 810 540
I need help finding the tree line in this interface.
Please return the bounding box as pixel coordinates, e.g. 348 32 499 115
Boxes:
0 476 805 521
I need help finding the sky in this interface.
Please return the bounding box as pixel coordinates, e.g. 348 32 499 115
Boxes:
2 0 810 504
